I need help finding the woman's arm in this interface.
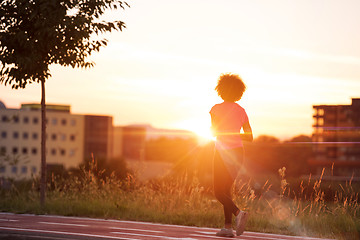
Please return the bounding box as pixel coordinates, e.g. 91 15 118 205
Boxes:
240 120 253 142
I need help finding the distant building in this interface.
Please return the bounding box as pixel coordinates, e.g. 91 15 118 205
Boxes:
0 101 115 180
310 98 360 177
121 126 146 160
0 100 198 179
112 126 123 159
84 115 113 160
0 102 84 179
118 124 196 161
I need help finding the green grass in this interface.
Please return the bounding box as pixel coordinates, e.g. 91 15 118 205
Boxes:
1 164 359 240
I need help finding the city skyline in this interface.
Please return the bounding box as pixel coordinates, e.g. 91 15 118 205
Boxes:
1 0 360 140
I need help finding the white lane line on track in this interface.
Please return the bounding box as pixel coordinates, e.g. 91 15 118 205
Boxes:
195 230 335 240
111 231 197 240
191 234 241 239
197 231 218 235
193 232 333 240
11 213 217 231
38 221 89 227
0 213 335 240
0 226 138 240
109 219 217 231
245 231 335 240
109 226 163 233
0 219 18 222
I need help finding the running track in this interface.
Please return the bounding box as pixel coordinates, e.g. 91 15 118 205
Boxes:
0 213 334 240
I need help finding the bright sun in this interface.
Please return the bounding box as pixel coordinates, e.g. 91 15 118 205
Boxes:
177 119 215 144
194 127 215 143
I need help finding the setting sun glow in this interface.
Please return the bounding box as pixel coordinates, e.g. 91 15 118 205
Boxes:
177 119 215 144
1 1 360 140
195 127 215 144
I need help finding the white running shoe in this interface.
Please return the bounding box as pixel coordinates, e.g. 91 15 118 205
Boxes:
216 228 235 238
235 211 249 236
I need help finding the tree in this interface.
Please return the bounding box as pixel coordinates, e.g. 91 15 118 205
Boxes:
280 135 312 176
0 0 129 206
244 135 281 174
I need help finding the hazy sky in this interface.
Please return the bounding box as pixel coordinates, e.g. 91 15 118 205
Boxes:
1 0 360 140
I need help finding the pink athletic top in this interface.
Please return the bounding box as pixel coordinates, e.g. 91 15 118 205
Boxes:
210 102 249 149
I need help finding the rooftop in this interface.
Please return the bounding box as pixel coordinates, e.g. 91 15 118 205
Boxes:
21 103 71 113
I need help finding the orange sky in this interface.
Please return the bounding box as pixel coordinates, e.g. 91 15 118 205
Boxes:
1 0 360 140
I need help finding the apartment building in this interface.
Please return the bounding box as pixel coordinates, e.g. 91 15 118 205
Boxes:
84 115 113 161
121 125 146 160
310 98 360 176
0 100 195 180
0 102 84 179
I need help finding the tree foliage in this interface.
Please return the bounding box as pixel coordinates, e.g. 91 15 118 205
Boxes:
244 134 313 177
0 0 129 88
0 0 128 205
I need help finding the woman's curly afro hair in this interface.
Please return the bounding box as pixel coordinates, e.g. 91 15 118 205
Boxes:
215 73 246 102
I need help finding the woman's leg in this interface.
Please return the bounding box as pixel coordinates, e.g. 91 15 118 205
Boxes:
213 150 239 227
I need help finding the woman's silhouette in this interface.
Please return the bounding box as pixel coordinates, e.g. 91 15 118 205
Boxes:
210 73 253 237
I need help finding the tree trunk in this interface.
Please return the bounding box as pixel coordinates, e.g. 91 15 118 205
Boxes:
40 79 47 206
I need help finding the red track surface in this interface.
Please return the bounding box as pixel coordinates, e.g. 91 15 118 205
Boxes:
0 213 333 240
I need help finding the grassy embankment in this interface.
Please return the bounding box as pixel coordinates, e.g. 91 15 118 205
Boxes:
0 162 359 240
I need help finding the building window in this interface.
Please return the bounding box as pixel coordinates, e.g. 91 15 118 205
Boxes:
13 131 19 139
23 116 29 124
70 119 76 126
69 149 75 157
22 147 28 154
51 149 57 156
51 134 57 141
33 117 39 124
23 132 29 140
21 166 27 174
60 149 66 156
12 166 17 174
52 118 58 125
13 115 19 123
32 133 38 140
31 166 37 174
31 148 37 155
61 119 67 126
1 131 6 138
12 147 18 154
70 134 75 141
0 166 5 173
1 115 9 122
60 134 66 141
0 146 6 154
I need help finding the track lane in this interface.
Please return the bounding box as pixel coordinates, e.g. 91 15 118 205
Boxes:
0 213 334 240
